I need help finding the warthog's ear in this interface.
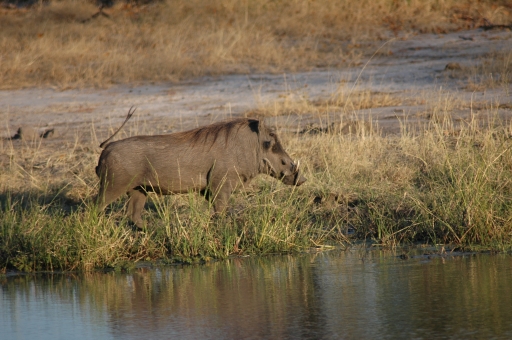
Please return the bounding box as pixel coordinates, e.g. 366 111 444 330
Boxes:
248 119 260 133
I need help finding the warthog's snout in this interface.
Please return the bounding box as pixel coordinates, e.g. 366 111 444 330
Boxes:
264 157 306 186
280 160 307 186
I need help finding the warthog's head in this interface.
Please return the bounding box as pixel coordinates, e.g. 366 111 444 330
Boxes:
258 122 306 186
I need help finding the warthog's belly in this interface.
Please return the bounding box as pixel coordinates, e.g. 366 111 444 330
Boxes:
137 175 208 195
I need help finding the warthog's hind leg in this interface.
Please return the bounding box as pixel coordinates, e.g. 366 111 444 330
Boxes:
96 181 127 212
127 189 147 230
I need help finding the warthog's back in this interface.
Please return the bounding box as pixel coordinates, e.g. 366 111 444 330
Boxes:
97 119 261 194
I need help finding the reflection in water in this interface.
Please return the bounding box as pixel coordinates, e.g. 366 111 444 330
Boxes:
2 250 512 339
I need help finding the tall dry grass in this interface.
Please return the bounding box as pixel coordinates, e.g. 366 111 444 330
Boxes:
2 86 512 272
1 0 510 89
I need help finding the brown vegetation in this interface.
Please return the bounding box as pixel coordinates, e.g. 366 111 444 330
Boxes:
1 0 511 89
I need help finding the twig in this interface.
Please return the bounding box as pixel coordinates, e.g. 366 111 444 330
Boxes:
81 5 111 24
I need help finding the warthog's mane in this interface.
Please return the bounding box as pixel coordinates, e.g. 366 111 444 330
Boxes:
181 118 260 147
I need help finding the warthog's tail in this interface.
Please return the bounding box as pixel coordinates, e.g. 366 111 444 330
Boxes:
99 106 136 149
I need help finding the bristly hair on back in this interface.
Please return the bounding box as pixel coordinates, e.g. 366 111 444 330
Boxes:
182 118 258 146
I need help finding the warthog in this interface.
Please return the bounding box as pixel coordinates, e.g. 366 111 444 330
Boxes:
96 108 306 228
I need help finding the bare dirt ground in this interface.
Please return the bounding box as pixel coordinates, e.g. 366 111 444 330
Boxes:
1 28 511 148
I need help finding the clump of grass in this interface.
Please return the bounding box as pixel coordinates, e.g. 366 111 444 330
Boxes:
251 87 407 118
442 50 512 91
295 109 512 249
1 0 510 89
407 117 512 246
468 51 512 90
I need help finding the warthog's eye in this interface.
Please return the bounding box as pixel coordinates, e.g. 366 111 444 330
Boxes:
263 141 271 149
269 132 275 137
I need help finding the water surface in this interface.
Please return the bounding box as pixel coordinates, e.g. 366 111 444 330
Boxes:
2 249 512 339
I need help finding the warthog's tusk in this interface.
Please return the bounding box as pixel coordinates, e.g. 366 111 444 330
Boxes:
263 158 277 174
295 160 300 173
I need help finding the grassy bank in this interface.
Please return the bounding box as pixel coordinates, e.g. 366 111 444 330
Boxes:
1 0 511 89
2 101 512 272
1 0 511 272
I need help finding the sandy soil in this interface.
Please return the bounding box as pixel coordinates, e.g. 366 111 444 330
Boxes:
1 28 511 146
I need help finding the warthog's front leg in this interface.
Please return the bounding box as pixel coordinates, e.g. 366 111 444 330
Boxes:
212 181 235 214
